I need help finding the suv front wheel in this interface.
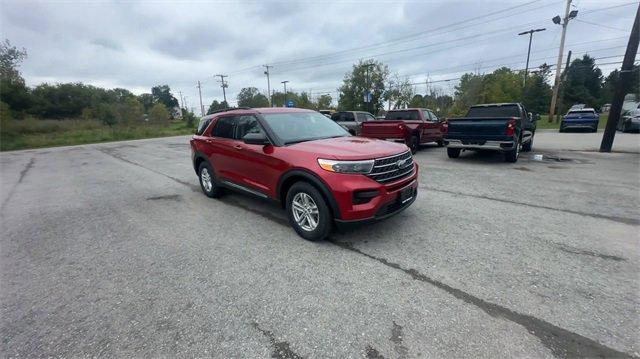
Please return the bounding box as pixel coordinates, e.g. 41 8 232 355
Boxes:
286 182 332 241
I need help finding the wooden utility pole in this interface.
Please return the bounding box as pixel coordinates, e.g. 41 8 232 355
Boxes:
600 4 640 152
263 65 273 107
215 74 228 105
556 50 572 122
548 0 573 122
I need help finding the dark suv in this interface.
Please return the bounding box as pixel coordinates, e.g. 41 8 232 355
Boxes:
190 107 419 241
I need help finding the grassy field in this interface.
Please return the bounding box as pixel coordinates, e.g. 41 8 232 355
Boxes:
0 118 195 151
534 114 609 130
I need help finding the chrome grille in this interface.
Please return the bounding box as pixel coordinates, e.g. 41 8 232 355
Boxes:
367 151 414 183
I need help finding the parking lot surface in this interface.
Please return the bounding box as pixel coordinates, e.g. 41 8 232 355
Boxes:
1 132 638 358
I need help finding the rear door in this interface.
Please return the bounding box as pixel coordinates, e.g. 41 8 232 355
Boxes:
421 110 439 142
208 115 240 182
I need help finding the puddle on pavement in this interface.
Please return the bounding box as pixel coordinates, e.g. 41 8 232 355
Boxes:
529 153 593 165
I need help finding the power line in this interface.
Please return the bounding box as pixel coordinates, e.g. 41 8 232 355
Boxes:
574 19 630 32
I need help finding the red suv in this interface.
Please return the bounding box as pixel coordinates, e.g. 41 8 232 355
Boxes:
190 107 418 241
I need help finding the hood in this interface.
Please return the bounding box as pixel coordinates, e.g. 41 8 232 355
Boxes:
287 136 408 160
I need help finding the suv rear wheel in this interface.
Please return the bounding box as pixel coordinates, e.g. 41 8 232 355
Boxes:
447 148 461 158
286 182 332 241
199 162 224 198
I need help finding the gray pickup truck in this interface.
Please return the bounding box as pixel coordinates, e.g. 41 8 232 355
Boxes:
330 111 376 135
444 103 538 163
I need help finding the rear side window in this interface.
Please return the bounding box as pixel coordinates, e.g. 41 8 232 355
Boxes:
568 110 596 115
385 110 419 121
466 105 520 118
196 117 213 135
212 116 236 139
235 115 263 140
356 113 367 122
331 112 355 122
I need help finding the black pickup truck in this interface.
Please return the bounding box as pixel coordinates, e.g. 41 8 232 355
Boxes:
443 103 538 163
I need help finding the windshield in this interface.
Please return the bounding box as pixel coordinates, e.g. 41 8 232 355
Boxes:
466 105 520 118
261 112 349 144
385 110 420 121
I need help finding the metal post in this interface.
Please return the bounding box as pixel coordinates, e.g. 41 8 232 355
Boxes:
281 81 289 107
215 74 228 106
196 81 204 116
600 4 640 152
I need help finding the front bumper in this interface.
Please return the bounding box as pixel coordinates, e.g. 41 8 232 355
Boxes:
326 163 419 223
444 139 516 152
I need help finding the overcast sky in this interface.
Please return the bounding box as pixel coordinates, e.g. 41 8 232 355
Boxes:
0 0 636 111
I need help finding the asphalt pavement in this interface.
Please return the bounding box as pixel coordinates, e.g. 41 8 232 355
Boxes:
1 131 638 358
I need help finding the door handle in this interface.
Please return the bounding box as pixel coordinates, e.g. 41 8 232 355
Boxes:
234 145 243 150
205 139 213 143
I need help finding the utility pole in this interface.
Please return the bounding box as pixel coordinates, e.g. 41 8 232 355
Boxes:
556 50 572 122
263 65 273 107
548 0 577 122
196 81 204 117
600 4 639 152
518 28 546 89
215 74 228 106
281 80 289 107
178 90 184 109
364 63 375 113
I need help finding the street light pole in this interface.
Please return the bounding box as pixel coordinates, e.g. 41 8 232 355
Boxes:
549 0 577 122
281 80 289 107
518 28 546 89
263 65 273 107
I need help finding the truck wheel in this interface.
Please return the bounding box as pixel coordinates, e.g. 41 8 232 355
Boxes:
447 148 461 158
436 139 445 147
286 182 332 241
504 141 520 163
522 134 533 152
409 135 420 154
199 162 224 198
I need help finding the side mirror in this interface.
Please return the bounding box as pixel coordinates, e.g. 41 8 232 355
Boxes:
243 132 270 145
527 112 533 121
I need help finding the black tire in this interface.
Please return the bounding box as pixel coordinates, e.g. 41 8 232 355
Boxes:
592 126 598 133
198 162 224 198
436 139 445 147
522 134 533 152
408 135 420 154
447 148 461 158
504 140 520 163
285 182 332 241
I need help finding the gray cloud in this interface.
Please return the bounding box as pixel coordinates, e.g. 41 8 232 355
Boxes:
0 0 635 109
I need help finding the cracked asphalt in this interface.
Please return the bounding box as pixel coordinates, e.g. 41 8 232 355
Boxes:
1 131 639 358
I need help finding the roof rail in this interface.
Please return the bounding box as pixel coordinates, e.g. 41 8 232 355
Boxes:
206 107 252 115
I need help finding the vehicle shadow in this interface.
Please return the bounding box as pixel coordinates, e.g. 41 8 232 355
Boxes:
446 150 508 164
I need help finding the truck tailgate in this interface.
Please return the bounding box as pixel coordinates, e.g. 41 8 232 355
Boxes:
360 121 404 138
446 117 513 141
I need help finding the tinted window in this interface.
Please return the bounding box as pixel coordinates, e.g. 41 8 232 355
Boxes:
568 110 596 115
332 112 355 122
430 111 439 122
196 117 213 135
466 105 520 118
356 113 367 122
235 115 263 140
261 112 348 145
366 114 376 121
385 110 420 121
422 110 432 121
212 116 236 139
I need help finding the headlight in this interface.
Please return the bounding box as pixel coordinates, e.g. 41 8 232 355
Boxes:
317 158 374 174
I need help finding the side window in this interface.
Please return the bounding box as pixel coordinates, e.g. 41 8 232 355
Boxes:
366 114 376 121
235 115 263 140
197 117 213 135
356 113 367 122
429 111 439 122
345 112 355 122
422 110 432 121
330 113 340 122
212 116 236 139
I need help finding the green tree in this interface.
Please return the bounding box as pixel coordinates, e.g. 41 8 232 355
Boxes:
237 87 269 107
0 39 30 114
316 94 332 109
117 97 144 124
138 93 154 113
385 74 414 109
151 85 179 109
96 103 118 126
297 92 314 109
207 100 228 114
562 55 603 109
601 65 639 106
149 103 169 122
338 59 389 113
523 64 552 114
